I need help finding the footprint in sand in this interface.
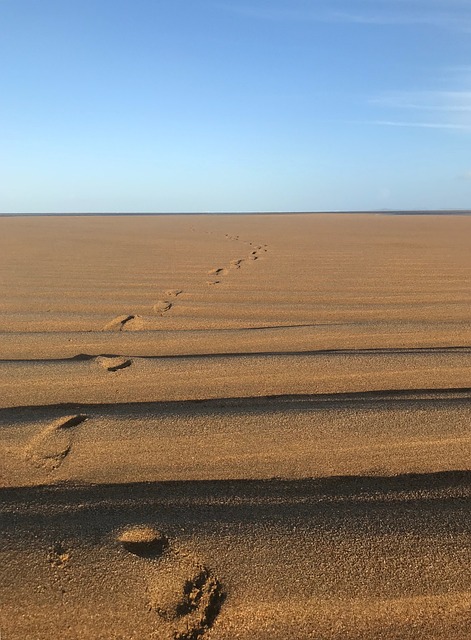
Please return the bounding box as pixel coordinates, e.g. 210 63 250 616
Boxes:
206 280 221 286
247 244 268 260
208 268 228 277
103 315 144 331
150 554 223 640
25 415 88 472
229 259 244 270
154 300 172 315
118 526 224 639
164 289 183 298
48 541 71 568
118 525 169 558
95 355 133 372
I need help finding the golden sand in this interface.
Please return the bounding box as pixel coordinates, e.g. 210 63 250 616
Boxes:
0 214 470 639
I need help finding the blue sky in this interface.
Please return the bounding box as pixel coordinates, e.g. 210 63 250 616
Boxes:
1 0 471 212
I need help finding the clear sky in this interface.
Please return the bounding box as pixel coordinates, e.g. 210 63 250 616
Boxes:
1 0 471 213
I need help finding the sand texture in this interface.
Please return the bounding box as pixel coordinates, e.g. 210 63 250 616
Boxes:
0 214 470 639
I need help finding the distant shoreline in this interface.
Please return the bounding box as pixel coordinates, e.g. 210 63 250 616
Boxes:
1 210 471 217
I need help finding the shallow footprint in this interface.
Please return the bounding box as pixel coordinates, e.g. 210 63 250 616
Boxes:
229 259 243 270
154 300 172 315
25 415 88 472
48 541 71 568
95 355 133 372
207 268 228 277
103 315 143 331
164 289 183 298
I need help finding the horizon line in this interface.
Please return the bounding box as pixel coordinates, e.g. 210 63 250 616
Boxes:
1 209 471 217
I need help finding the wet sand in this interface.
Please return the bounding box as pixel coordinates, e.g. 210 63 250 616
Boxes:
1 214 470 639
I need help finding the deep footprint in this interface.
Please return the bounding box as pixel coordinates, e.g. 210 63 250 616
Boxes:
25 415 88 472
95 356 133 372
148 553 224 640
118 525 168 558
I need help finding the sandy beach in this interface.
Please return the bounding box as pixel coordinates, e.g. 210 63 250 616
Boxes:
1 213 470 639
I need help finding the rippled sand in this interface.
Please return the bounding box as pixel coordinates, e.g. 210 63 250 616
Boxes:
1 214 470 639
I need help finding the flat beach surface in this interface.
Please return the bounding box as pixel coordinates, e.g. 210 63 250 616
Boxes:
1 214 470 639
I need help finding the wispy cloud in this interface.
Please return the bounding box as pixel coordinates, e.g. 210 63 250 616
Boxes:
215 1 471 31
370 67 471 132
371 120 471 130
371 91 471 112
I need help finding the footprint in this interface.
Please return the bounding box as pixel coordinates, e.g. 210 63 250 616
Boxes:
118 525 168 558
95 356 132 372
103 315 143 331
207 268 228 277
148 553 224 640
25 415 88 472
164 289 183 298
229 259 243 270
207 280 221 286
48 542 71 568
154 300 172 315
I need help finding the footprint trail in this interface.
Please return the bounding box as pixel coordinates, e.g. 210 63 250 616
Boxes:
206 235 269 285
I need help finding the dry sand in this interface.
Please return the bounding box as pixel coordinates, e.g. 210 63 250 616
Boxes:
0 213 470 639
